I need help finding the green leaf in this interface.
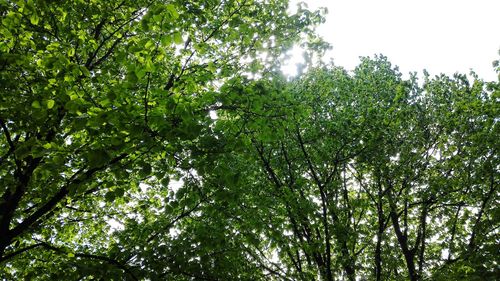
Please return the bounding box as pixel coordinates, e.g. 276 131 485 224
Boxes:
136 68 147 79
166 4 179 20
47 99 55 109
114 188 125 197
87 149 110 168
145 40 155 50
139 163 152 177
145 58 155 72
160 177 170 187
30 13 39 25
173 32 183 45
79 66 90 77
161 35 172 46
31 100 41 108
105 191 116 202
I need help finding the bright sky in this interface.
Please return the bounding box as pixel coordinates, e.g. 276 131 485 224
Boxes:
285 0 500 81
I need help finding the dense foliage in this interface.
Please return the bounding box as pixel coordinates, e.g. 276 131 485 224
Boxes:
0 0 498 280
216 59 498 280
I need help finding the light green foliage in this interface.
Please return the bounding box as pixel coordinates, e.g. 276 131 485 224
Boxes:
0 0 498 280
0 0 325 279
211 56 498 280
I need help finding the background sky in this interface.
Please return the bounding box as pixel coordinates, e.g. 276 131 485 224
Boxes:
285 0 499 81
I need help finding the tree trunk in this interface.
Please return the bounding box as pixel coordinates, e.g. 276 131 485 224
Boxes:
388 191 418 281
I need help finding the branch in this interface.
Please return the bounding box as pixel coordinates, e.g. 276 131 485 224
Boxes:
85 7 143 70
38 241 139 281
91 35 125 69
144 71 151 126
146 198 203 243
252 140 283 189
294 126 333 280
468 175 496 251
0 243 43 263
295 126 323 190
8 153 128 241
0 118 15 151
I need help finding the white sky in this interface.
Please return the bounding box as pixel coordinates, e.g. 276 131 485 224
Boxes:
285 0 500 81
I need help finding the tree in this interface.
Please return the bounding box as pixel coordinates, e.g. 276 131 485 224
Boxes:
209 56 498 280
0 0 326 279
1 0 498 279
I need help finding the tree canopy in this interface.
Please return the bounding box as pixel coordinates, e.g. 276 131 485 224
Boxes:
0 0 498 280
